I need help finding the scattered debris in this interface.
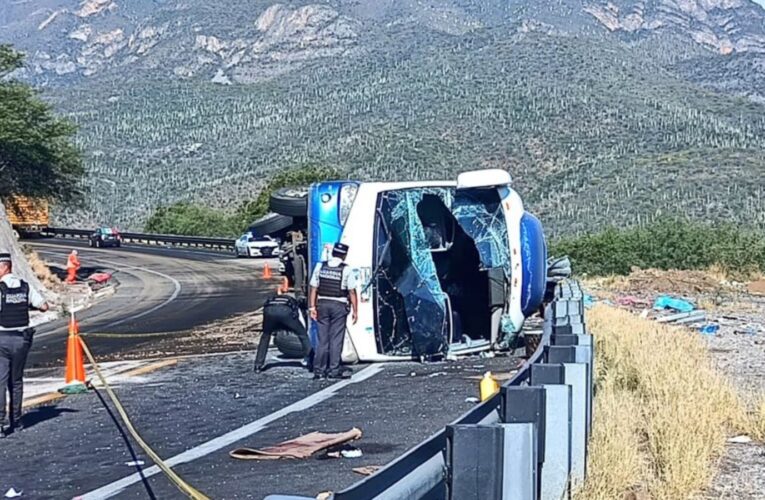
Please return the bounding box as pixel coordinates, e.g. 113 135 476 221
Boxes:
654 310 706 325
4 488 22 498
353 466 382 476
727 435 753 444
465 397 479 403
325 443 363 459
733 324 760 336
583 294 595 309
466 371 518 381
316 492 332 500
615 295 650 308
234 392 242 399
427 372 448 378
125 460 145 467
653 295 695 313
698 324 720 335
229 428 362 460
655 310 706 325
326 445 363 459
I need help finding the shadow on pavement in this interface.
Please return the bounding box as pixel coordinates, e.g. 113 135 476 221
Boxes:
92 387 157 499
22 405 78 429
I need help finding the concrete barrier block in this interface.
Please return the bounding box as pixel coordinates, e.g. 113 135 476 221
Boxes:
539 384 572 500
500 423 538 500
562 363 588 487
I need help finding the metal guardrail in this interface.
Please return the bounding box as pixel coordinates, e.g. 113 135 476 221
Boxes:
43 227 236 252
266 280 592 500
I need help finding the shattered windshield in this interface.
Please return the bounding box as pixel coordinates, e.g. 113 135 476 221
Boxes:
373 186 511 357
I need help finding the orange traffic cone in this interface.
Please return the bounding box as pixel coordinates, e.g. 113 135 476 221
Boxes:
263 263 272 279
60 312 87 393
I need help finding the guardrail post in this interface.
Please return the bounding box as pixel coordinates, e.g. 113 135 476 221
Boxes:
446 425 504 500
446 422 538 500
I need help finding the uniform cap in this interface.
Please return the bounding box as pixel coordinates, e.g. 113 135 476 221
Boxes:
333 243 349 256
0 253 11 263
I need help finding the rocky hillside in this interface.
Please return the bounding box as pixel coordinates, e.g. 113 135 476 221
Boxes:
3 0 765 235
5 0 765 89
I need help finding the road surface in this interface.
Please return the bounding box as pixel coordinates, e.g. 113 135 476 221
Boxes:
27 240 277 367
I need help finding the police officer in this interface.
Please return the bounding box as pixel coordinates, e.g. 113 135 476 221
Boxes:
308 242 357 380
254 294 310 373
0 252 49 437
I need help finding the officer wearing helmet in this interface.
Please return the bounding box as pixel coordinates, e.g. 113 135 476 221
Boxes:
0 252 49 437
308 242 357 380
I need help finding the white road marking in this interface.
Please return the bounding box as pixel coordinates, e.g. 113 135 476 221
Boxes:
22 360 151 400
35 250 182 338
78 364 385 499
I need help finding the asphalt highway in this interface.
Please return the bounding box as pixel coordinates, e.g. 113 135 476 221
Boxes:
26 239 277 367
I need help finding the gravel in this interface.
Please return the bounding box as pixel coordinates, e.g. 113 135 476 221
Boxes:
699 296 765 499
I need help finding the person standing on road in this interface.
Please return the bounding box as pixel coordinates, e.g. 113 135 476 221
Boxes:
65 249 80 284
308 242 357 380
0 253 49 437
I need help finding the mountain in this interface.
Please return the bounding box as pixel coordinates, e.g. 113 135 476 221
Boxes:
3 0 765 235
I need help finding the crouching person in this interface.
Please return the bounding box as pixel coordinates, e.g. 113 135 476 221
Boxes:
308 243 358 380
254 294 310 373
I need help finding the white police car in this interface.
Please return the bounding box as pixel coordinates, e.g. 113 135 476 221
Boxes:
234 233 280 258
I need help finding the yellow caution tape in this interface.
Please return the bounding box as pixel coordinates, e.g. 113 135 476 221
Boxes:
78 336 211 500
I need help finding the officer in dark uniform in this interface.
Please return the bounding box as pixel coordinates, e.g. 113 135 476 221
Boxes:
0 252 49 437
254 294 310 373
308 243 358 380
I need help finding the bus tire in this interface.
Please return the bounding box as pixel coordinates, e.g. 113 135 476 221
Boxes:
274 328 310 359
269 187 308 217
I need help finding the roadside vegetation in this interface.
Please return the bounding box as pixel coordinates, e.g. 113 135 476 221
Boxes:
551 220 765 277
0 44 83 289
577 305 763 500
144 165 338 237
0 45 83 202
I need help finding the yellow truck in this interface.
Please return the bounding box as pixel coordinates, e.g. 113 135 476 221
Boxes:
4 196 49 235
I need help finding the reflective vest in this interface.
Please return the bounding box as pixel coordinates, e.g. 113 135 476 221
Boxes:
0 281 30 329
264 295 301 319
67 253 80 270
317 262 346 298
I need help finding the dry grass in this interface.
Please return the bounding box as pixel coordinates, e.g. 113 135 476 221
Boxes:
742 394 765 442
576 305 748 500
24 246 60 286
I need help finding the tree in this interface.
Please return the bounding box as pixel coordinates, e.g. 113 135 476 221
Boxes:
0 44 83 293
0 44 83 202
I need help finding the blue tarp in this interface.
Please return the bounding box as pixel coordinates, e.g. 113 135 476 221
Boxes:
653 295 695 313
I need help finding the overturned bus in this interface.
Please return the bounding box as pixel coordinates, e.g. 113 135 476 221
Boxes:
304 169 547 362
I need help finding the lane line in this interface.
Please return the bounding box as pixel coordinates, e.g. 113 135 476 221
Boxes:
79 364 385 500
35 251 182 338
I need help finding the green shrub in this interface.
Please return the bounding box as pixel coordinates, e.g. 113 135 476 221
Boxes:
144 164 340 237
550 220 765 276
232 163 340 229
144 203 238 237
